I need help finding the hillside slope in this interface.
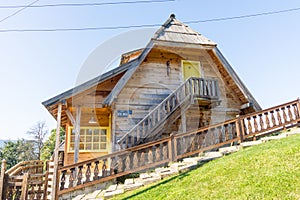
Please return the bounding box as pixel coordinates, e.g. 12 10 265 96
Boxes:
114 134 300 200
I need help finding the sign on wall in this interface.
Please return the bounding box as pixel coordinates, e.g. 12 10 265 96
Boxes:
117 110 132 117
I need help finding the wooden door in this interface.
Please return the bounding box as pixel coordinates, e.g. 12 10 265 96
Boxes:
182 60 201 80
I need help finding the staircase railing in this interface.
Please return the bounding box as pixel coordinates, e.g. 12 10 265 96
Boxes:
117 77 220 148
0 160 49 200
56 99 300 198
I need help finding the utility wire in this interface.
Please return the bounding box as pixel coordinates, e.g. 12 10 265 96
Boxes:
0 0 40 24
0 6 299 32
0 0 174 9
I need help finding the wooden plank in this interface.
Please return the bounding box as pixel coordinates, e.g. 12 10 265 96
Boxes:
52 102 62 200
74 106 81 164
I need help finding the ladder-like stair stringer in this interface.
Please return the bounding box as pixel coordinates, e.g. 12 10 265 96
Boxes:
117 77 220 149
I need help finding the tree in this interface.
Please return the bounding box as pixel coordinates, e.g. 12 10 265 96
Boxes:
0 139 37 169
41 128 65 161
27 121 48 160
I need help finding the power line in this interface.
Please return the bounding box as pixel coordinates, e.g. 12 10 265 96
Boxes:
0 6 299 32
0 0 40 24
0 0 174 9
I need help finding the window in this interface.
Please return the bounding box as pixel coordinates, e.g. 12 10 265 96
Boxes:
68 127 109 152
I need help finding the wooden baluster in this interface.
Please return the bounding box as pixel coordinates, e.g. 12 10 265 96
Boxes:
246 117 252 134
282 107 288 123
224 125 229 141
102 159 107 177
125 136 129 149
60 170 66 190
37 184 42 200
231 123 237 139
270 111 276 126
287 106 293 121
118 155 125 173
265 113 270 128
218 127 223 143
93 161 99 180
155 145 161 162
68 168 75 188
133 152 139 168
131 131 135 147
85 163 91 183
30 185 35 200
140 151 145 167
148 148 153 164
293 104 299 119
125 154 131 171
77 166 83 186
110 158 116 176
276 109 282 125
211 128 216 145
259 114 264 130
253 116 258 133
163 143 168 160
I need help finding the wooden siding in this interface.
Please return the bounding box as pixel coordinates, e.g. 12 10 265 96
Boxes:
113 47 244 143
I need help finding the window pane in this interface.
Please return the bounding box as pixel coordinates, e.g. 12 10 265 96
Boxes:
80 129 85 135
86 143 92 150
86 135 92 142
94 129 100 136
100 136 107 142
93 135 99 142
69 143 74 150
87 129 93 135
79 143 85 150
70 135 75 143
100 143 106 149
93 143 99 150
101 129 107 136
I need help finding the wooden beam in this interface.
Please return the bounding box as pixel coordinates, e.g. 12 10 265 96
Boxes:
65 109 75 126
74 106 81 164
51 102 62 200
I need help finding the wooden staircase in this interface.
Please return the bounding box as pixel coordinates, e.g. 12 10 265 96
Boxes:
117 77 220 148
55 99 300 199
0 160 49 200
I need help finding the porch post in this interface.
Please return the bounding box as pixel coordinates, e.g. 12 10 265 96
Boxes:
52 102 62 200
74 105 81 163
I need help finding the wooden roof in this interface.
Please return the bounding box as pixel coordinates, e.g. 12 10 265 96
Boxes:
42 14 261 121
153 14 216 46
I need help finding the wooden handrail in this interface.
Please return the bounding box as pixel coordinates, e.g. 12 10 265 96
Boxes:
117 77 220 148
56 99 300 197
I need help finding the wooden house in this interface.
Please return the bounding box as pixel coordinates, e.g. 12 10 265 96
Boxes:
42 14 261 167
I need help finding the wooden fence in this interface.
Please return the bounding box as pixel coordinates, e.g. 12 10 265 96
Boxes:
56 99 300 197
0 160 49 200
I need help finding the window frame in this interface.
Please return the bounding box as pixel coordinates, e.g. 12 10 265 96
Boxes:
67 126 110 153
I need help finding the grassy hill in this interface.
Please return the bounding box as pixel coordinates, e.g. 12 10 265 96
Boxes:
114 134 300 200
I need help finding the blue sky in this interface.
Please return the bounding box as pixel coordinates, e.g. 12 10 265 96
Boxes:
0 0 300 139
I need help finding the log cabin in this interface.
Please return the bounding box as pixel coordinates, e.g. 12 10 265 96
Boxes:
42 14 261 167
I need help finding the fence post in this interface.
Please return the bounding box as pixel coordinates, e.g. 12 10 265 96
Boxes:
297 98 300 125
0 159 6 199
168 134 173 162
43 161 50 200
168 133 177 162
20 173 29 200
236 115 244 144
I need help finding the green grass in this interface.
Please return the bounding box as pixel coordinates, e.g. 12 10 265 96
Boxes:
113 134 300 200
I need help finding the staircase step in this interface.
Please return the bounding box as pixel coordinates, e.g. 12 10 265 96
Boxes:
261 134 286 142
81 189 102 200
202 152 223 162
72 194 85 200
240 140 262 148
218 146 240 155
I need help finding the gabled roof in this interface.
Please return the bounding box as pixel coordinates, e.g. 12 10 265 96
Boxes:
43 14 261 113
